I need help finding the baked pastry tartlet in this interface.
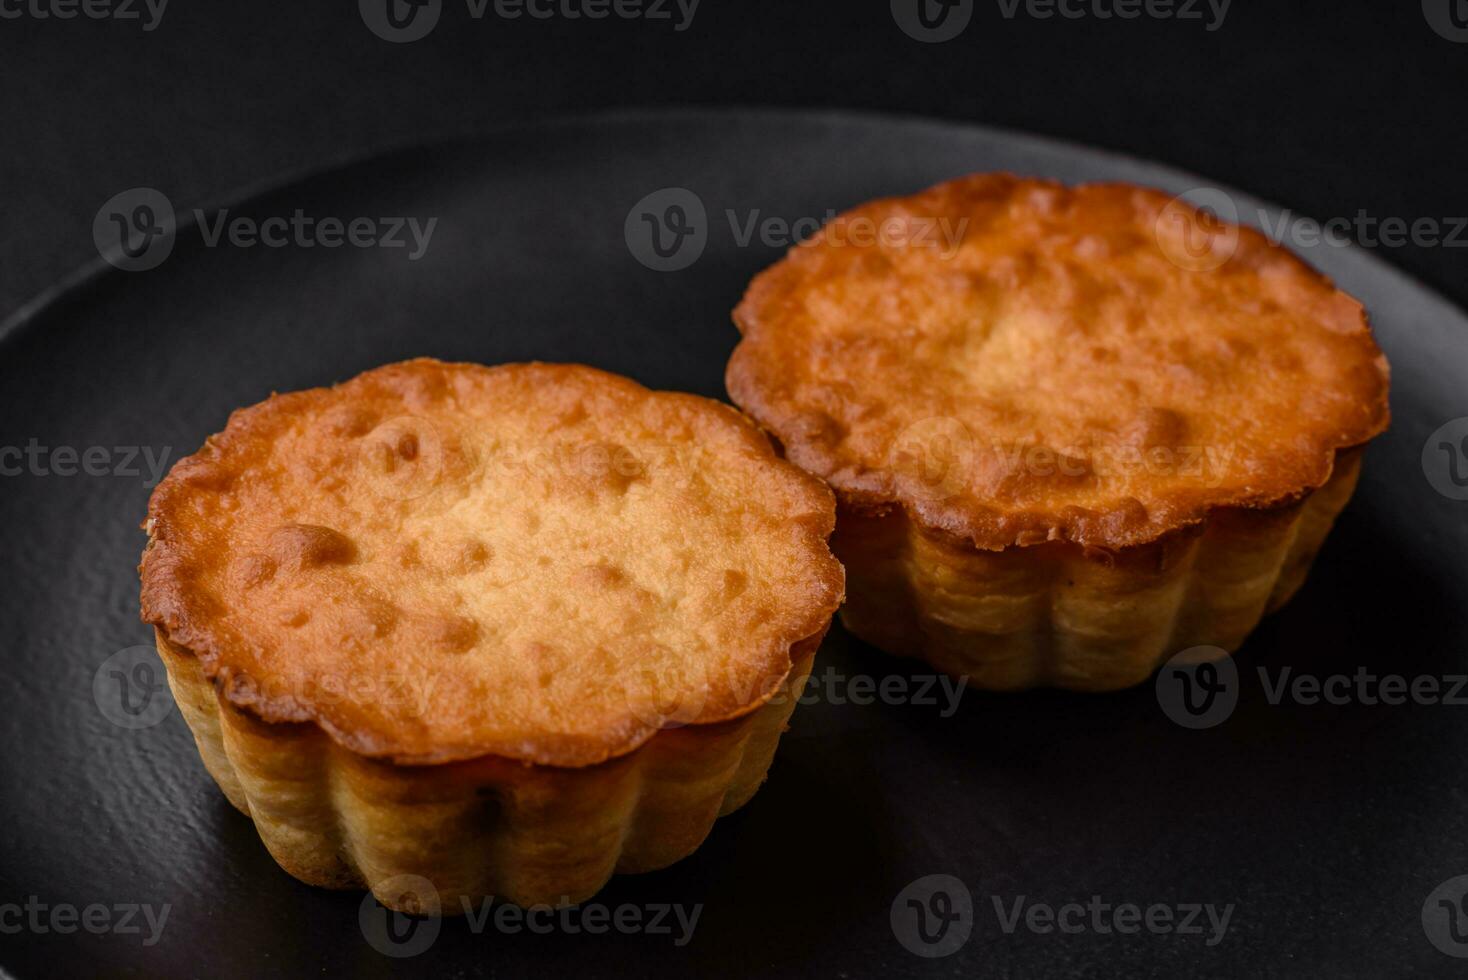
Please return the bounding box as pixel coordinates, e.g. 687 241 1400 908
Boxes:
728 174 1389 692
140 359 842 912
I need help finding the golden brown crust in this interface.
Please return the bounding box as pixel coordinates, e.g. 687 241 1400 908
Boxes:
140 359 843 767
727 173 1391 552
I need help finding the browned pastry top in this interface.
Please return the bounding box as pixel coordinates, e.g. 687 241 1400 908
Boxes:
141 359 842 766
728 173 1390 550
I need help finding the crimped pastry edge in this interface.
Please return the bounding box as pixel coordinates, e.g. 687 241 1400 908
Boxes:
138 358 846 767
157 625 824 912
832 448 1364 692
726 174 1392 552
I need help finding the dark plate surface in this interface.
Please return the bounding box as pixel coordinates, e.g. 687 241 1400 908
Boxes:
1 109 1465 979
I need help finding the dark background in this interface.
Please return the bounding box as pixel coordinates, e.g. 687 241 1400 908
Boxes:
4 3 1468 979
2 0 1467 324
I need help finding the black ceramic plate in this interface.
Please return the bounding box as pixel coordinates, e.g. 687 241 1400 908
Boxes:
2 109 1466 980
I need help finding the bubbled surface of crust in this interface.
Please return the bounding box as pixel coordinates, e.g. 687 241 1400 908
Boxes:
140 359 843 767
727 173 1391 551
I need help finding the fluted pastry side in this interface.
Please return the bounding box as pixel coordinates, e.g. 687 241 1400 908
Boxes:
157 629 820 913
834 450 1362 692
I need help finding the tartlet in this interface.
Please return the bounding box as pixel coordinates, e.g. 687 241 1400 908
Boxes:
140 359 843 912
727 173 1389 692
